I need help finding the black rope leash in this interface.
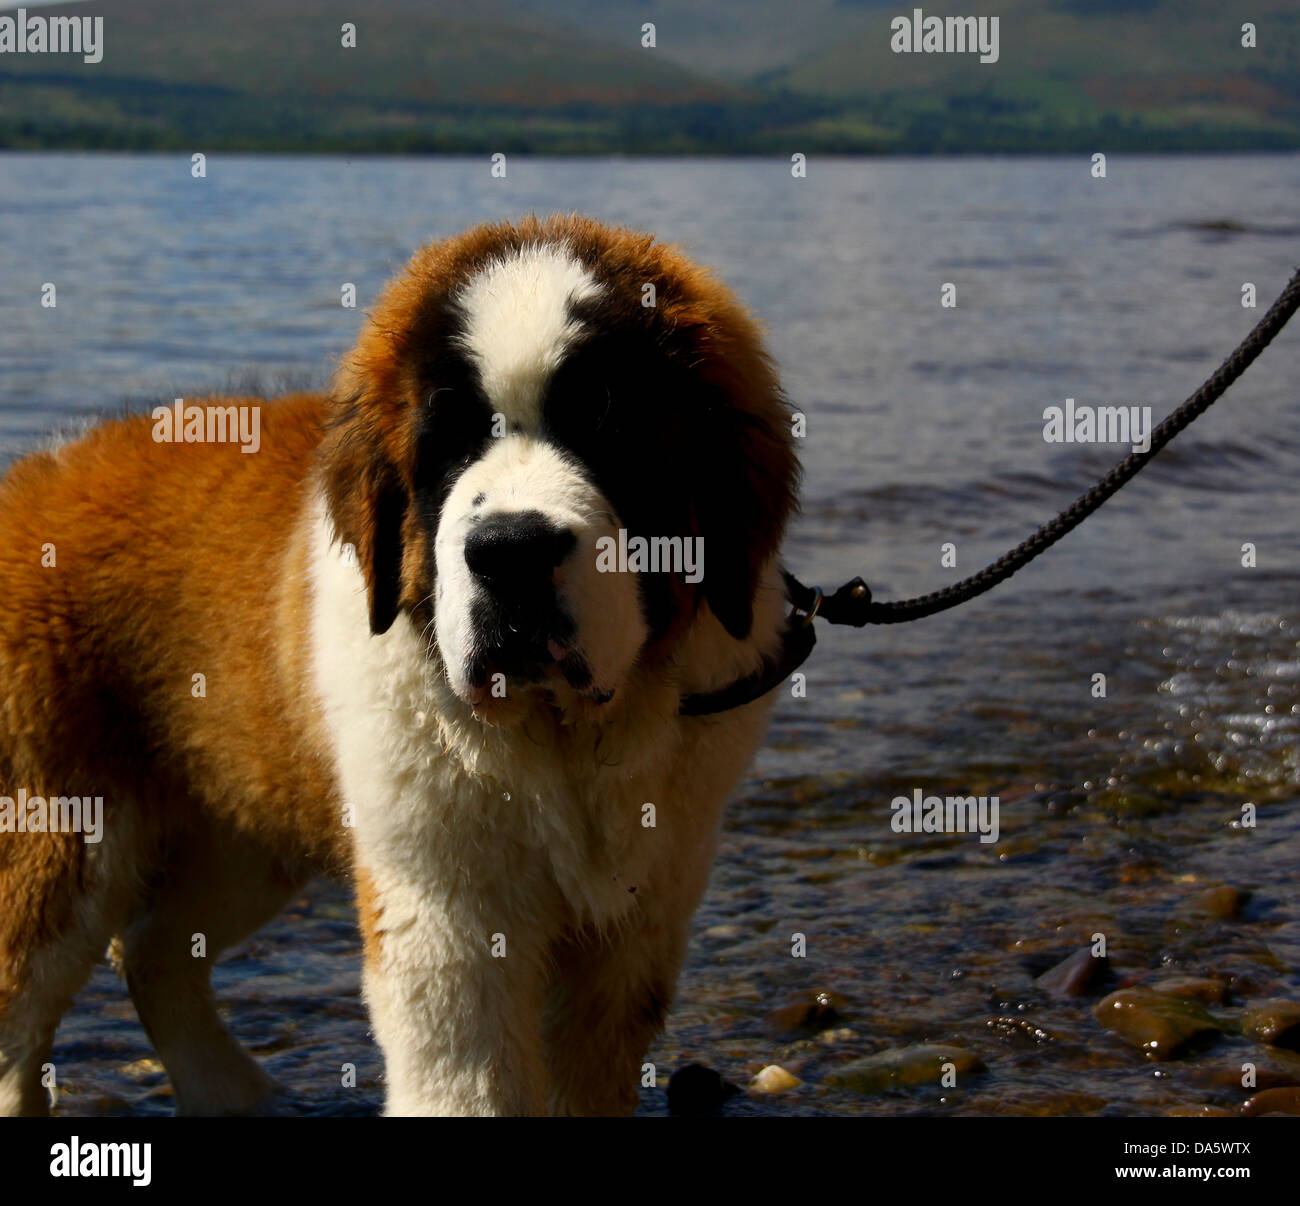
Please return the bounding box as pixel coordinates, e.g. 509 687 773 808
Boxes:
790 266 1300 626
682 267 1300 717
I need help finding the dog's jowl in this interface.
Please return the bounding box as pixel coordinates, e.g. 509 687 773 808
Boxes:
0 215 799 1117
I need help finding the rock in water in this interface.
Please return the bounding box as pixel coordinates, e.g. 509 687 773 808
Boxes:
1093 988 1221 1060
1187 885 1250 920
828 1045 984 1093
1240 1000 1300 1050
1149 976 1229 1005
768 990 846 1036
1037 948 1109 998
1241 1087 1300 1117
750 1065 801 1094
666 1064 740 1115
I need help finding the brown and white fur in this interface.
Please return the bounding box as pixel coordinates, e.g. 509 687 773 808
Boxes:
0 214 799 1117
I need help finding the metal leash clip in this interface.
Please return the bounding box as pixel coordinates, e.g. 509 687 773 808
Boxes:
792 584 824 629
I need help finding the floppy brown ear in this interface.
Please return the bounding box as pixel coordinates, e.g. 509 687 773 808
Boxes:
694 388 800 642
319 405 409 636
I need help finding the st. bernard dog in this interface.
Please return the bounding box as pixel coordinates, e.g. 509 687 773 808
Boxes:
0 214 799 1117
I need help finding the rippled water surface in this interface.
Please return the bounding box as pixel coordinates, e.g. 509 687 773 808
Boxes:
2 153 1298 1116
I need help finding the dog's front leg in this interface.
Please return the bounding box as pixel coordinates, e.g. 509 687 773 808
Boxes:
355 866 550 1116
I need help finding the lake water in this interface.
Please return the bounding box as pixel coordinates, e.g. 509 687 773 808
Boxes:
3 152 1299 1116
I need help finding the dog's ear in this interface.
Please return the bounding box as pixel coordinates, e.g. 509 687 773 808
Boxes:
319 403 409 636
693 381 800 643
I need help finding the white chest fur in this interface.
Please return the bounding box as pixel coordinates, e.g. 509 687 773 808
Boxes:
304 494 782 1114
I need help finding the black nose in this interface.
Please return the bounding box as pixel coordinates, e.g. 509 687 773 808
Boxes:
464 510 576 587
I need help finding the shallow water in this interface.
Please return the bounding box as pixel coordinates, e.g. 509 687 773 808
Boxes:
2 153 1298 1116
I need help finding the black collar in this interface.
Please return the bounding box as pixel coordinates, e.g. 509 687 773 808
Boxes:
678 574 871 717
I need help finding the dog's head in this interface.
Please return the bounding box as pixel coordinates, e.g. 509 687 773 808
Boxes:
320 215 799 724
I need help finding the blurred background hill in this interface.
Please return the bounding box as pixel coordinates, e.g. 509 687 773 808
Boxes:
1 0 1297 151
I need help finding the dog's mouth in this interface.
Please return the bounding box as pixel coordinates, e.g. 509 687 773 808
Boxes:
461 627 615 718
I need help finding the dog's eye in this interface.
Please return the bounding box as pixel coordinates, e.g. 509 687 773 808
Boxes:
543 336 660 453
558 383 615 436
543 383 632 465
415 392 493 492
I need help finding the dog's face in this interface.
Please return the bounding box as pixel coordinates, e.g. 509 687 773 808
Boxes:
321 216 798 723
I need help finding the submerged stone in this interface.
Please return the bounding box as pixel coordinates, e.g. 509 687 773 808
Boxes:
828 1044 984 1093
1166 1104 1236 1117
1093 988 1221 1060
769 990 847 1035
1186 885 1250 920
1240 999 1300 1050
1037 948 1109 998
1241 1087 1300 1117
1149 976 1229 1005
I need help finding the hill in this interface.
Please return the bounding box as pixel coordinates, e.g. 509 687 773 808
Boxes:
0 0 1297 152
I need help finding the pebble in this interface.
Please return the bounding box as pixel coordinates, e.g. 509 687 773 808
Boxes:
666 1064 740 1115
769 990 847 1035
1188 1046 1300 1091
81 1094 133 1115
1240 999 1300 1050
828 1044 985 1093
1037 948 1109 998
750 1065 801 1094
117 1058 166 1082
1241 1087 1300 1116
1187 885 1249 920
1092 988 1221 1060
1149 976 1229 1005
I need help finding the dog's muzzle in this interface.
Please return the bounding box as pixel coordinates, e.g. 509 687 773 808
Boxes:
462 510 594 696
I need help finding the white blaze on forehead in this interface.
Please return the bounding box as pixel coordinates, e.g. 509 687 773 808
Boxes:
455 242 602 429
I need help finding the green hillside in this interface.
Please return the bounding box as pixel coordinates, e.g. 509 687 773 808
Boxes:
0 0 1296 151
773 0 1300 151
0 0 751 151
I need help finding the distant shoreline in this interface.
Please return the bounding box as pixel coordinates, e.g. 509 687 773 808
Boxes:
2 134 1298 155
1 146 1297 159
